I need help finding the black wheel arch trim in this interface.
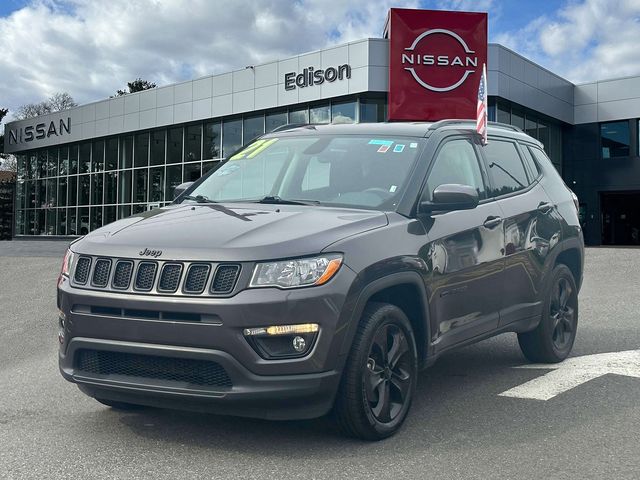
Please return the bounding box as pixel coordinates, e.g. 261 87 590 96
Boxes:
338 268 431 367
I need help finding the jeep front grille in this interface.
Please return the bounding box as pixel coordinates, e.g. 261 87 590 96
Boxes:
75 349 232 389
184 264 210 294
112 261 133 289
74 257 91 284
211 265 240 293
135 262 157 291
91 259 111 287
158 263 182 293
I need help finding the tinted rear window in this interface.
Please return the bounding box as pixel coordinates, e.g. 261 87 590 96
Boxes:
483 140 529 197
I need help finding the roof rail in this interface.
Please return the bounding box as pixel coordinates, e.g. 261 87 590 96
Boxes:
270 123 312 133
427 119 523 133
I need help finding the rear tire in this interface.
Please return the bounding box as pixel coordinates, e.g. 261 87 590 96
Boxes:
518 264 578 363
94 397 145 411
334 302 418 441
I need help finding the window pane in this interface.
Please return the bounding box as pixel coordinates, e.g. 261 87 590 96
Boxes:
48 148 58 176
59 147 69 176
222 118 242 158
117 204 132 220
132 204 145 214
133 169 148 203
57 209 66 235
511 108 525 130
497 100 510 124
359 98 386 123
70 145 79 175
525 116 537 139
57 177 67 207
38 151 47 178
538 122 550 152
289 107 308 124
16 155 26 180
331 101 356 123
92 140 104 172
601 121 630 158
67 208 77 235
104 206 116 227
185 125 202 162
184 162 201 183
68 176 77 206
46 178 56 207
79 143 91 174
151 130 166 166
135 133 149 167
120 136 133 169
310 104 330 124
105 171 116 204
243 115 264 145
520 145 541 178
46 208 56 235
204 121 221 159
484 140 529 196
167 127 182 164
118 170 132 204
106 138 118 170
149 167 165 202
91 173 103 205
266 111 287 132
202 161 219 175
90 207 102 231
78 207 89 235
165 165 182 199
79 175 90 205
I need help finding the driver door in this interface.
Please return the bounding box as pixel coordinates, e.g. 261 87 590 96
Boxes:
418 136 505 352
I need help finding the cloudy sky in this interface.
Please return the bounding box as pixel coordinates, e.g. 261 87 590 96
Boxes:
1 0 640 127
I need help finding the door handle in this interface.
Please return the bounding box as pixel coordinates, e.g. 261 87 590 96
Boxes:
483 216 502 229
537 202 553 214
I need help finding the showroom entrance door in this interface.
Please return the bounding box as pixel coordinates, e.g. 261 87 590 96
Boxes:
601 191 640 245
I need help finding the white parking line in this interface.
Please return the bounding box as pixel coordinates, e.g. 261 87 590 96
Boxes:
499 349 640 400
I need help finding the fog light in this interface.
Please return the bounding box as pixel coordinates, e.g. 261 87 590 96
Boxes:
292 335 306 352
243 323 319 359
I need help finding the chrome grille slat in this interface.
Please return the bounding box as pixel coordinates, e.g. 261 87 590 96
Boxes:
135 262 158 291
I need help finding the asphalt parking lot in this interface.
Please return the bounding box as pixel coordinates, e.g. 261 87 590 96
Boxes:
0 243 639 479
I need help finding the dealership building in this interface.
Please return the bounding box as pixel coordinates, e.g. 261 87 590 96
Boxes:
4 9 640 246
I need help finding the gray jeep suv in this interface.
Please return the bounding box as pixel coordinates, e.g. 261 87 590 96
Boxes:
57 121 584 440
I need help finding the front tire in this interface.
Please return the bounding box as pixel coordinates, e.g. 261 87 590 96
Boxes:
518 264 578 363
334 302 418 441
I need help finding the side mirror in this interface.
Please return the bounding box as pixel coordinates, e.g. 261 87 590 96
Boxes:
173 181 194 200
419 184 479 214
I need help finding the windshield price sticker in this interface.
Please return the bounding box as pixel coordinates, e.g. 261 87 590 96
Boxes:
377 145 390 153
230 138 279 160
393 144 405 153
368 139 394 146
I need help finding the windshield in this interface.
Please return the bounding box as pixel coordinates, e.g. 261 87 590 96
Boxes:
184 134 423 210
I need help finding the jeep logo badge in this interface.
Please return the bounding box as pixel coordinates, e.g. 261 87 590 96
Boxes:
139 248 162 258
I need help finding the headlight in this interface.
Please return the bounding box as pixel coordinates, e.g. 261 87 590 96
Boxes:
60 249 74 278
249 254 343 289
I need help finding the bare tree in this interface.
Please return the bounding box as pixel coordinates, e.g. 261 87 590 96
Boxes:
0 107 16 172
14 92 78 120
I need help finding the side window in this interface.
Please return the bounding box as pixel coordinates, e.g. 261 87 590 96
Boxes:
519 144 541 179
425 138 486 201
483 140 529 197
528 146 553 171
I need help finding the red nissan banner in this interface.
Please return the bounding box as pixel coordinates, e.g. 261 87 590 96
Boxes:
385 8 488 122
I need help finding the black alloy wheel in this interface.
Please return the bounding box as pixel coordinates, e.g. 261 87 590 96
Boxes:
334 302 417 440
518 264 578 363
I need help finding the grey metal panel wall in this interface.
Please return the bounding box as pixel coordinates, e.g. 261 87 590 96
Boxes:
488 44 574 124
574 76 640 124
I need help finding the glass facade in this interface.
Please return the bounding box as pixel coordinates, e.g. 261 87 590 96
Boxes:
600 121 630 158
491 98 564 173
13 96 380 236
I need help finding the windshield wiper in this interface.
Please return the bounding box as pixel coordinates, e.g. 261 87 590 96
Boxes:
256 195 320 206
182 194 217 204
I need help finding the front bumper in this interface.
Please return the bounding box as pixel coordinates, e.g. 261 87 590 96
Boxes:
57 267 356 420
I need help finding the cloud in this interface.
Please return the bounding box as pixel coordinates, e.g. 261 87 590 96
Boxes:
0 0 419 125
495 0 640 83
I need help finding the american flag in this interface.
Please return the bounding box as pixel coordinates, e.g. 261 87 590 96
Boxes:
476 63 488 145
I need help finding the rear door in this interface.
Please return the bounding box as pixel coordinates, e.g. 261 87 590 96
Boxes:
478 137 562 326
418 136 505 351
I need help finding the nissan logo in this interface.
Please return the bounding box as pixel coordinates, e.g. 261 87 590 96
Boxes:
401 29 478 92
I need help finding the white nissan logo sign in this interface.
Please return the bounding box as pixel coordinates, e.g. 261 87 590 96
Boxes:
401 29 479 92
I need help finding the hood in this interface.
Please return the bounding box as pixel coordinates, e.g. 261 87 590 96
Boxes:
72 203 388 261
